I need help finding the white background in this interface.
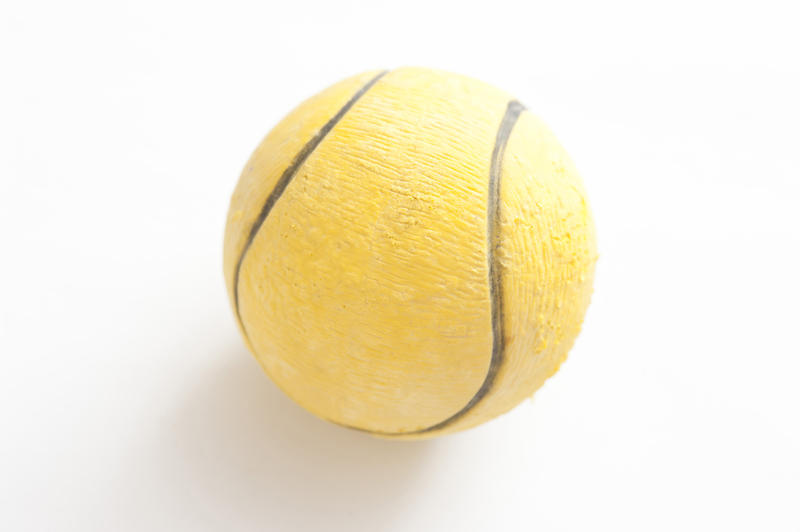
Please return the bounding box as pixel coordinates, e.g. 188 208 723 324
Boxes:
2 1 799 530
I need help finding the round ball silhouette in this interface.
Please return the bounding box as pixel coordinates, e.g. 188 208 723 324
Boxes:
224 67 597 438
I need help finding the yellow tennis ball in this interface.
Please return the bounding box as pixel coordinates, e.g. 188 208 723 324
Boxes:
224 67 596 438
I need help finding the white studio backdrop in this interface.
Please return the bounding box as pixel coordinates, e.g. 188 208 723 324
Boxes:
1 1 798 530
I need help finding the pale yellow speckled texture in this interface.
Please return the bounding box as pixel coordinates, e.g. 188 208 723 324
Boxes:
223 67 597 438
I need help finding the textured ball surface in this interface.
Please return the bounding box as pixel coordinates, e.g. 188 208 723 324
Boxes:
224 67 597 438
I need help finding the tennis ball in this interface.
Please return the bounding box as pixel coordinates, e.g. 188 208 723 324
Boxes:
224 67 596 438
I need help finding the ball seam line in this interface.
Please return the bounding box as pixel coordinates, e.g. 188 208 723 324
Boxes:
232 70 390 335
341 99 526 436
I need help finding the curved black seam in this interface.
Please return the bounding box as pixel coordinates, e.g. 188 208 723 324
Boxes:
233 70 389 335
346 99 526 436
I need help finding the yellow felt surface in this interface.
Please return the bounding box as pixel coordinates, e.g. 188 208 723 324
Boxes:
224 67 596 438
223 69 384 345
442 111 598 433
